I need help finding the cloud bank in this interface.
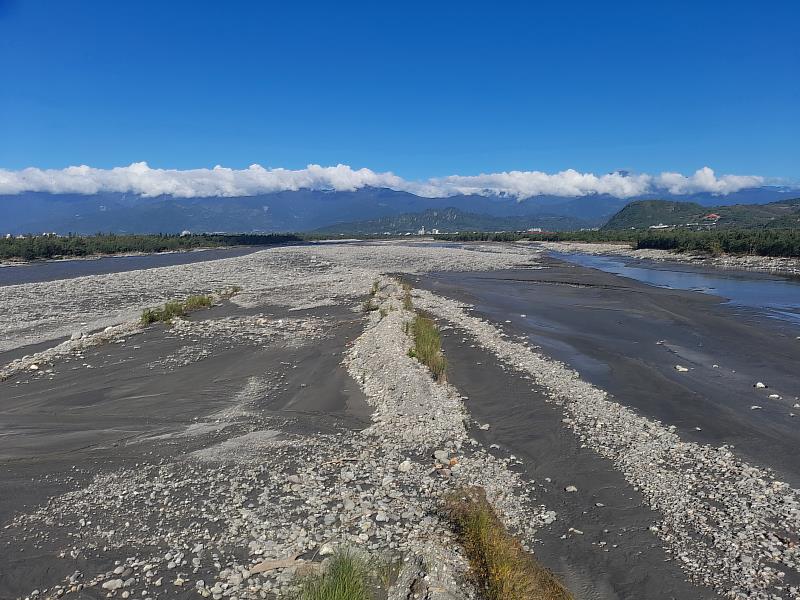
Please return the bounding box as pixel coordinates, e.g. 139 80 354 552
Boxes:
0 163 767 200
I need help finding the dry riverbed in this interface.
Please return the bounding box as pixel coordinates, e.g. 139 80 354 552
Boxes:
1 241 798 600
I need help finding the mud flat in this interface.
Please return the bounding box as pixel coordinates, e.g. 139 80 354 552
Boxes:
2 241 798 600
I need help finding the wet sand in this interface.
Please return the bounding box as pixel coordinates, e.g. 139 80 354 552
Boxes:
440 332 717 599
417 257 800 487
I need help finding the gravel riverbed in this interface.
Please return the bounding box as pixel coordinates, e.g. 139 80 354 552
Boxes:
2 241 797 599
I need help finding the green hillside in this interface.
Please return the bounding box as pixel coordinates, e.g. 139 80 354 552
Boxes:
603 198 800 230
314 207 594 234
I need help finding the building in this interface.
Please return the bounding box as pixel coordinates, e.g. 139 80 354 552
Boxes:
417 227 426 235
430 228 439 235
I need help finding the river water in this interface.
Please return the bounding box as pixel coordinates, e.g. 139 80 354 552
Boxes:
551 251 800 327
0 246 264 286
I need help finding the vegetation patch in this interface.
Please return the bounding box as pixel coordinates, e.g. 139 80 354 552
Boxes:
140 294 213 325
443 487 573 600
434 227 800 258
407 314 447 381
218 285 243 299
0 233 304 261
294 548 380 600
401 282 413 310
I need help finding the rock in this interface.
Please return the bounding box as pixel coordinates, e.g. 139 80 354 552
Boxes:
478 423 490 430
754 382 767 388
319 542 335 556
398 460 412 473
102 579 123 591
433 450 449 463
750 405 763 410
565 485 578 493
674 365 689 372
70 332 83 341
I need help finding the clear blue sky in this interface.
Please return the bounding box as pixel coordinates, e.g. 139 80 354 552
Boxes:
1 0 797 180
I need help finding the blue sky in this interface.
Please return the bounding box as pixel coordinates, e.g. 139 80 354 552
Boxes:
1 0 797 181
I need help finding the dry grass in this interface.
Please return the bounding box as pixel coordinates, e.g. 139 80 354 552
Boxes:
444 487 573 600
407 314 447 381
140 294 213 325
218 285 242 299
401 282 413 311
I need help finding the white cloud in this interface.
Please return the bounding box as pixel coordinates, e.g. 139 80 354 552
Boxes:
0 163 767 199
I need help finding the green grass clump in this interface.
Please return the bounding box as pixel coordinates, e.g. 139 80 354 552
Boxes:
140 294 213 325
295 548 372 600
407 314 447 381
370 280 380 296
444 487 573 600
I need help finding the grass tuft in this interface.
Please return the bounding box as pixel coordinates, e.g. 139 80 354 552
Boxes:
218 285 242 299
294 548 372 600
407 314 447 381
140 294 213 325
362 298 379 312
443 487 573 600
401 282 413 311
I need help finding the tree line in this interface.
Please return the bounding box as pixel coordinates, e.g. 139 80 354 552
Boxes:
433 229 800 258
0 233 303 261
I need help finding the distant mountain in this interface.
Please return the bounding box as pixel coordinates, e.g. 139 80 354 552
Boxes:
313 207 593 234
603 198 800 230
0 186 795 234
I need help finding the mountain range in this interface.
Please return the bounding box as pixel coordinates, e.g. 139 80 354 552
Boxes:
0 186 796 234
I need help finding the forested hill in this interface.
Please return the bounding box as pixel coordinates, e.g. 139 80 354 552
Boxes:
313 207 595 234
603 198 800 230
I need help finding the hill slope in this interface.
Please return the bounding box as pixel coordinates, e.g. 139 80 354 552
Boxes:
313 207 593 234
603 198 800 230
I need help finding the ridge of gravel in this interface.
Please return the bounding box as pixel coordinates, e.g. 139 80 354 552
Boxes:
0 241 539 353
414 287 800 599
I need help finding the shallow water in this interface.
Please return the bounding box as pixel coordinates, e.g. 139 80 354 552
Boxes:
552 251 800 327
0 246 263 286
